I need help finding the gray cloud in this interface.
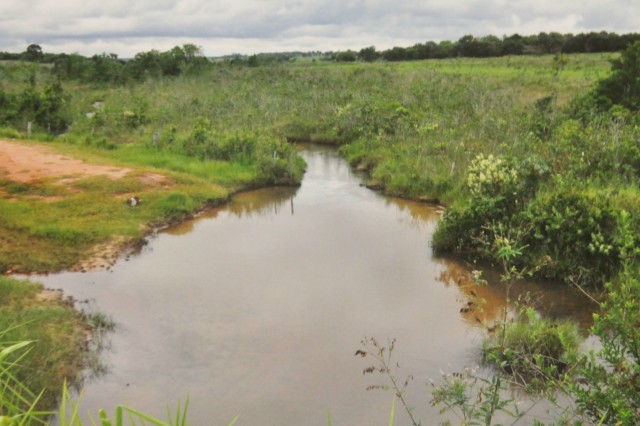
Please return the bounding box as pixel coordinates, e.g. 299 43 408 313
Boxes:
0 0 638 56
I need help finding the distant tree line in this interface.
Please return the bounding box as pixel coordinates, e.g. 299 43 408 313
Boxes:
0 43 210 84
336 31 640 62
1 31 638 82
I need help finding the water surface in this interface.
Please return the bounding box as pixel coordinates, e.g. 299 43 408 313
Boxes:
40 145 593 425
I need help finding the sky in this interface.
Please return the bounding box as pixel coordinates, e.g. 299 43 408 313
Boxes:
1 0 639 58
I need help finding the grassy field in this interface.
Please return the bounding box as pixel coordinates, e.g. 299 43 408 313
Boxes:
59 54 613 203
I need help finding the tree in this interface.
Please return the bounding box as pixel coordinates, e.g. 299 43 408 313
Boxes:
38 80 69 133
182 43 202 61
126 50 163 80
358 46 379 62
457 34 475 56
381 46 410 61
477 35 502 57
593 40 640 111
161 46 187 76
181 43 209 72
335 50 357 62
412 41 440 59
23 44 43 62
247 54 259 67
90 53 124 83
537 32 565 53
502 34 525 55
436 40 457 58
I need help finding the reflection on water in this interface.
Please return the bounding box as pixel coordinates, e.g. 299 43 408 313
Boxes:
227 186 299 218
383 197 444 229
438 260 598 330
39 144 596 426
165 187 299 236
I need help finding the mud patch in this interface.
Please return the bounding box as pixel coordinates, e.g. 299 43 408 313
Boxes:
36 288 65 303
72 236 134 272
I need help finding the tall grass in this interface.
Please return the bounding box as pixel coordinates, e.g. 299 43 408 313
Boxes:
0 338 48 425
0 277 86 422
52 54 612 207
57 384 204 426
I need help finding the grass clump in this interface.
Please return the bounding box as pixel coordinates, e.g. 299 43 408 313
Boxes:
0 276 91 415
482 307 583 390
154 192 196 218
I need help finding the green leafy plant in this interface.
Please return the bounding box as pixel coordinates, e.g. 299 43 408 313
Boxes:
572 213 640 425
482 307 582 391
431 225 583 425
430 366 531 425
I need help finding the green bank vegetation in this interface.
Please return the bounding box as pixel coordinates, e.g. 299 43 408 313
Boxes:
0 138 300 273
0 275 111 418
0 48 618 276
1 38 639 424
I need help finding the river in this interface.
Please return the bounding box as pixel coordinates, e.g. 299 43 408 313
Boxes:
38 145 594 425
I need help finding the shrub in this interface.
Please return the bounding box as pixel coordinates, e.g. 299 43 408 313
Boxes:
433 154 524 256
572 216 640 425
483 307 583 389
255 137 305 185
518 189 622 284
467 154 519 199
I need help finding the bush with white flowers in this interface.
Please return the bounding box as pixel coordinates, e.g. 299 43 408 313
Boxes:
466 153 518 198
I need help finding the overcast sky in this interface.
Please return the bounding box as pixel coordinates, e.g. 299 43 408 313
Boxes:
1 0 639 57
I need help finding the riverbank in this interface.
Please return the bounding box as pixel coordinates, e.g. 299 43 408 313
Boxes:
0 138 300 274
0 136 304 418
25 144 502 424
0 275 97 414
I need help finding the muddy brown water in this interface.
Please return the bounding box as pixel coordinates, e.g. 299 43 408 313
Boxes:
37 145 595 425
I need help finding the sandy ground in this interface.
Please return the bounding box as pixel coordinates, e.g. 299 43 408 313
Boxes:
0 140 132 183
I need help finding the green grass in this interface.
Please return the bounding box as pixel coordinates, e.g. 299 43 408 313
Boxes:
2 52 631 274
61 54 609 144
0 140 247 273
53 54 613 207
482 307 583 391
53 142 260 190
0 276 89 416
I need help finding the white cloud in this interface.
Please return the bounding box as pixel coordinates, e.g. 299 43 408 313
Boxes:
0 0 638 56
